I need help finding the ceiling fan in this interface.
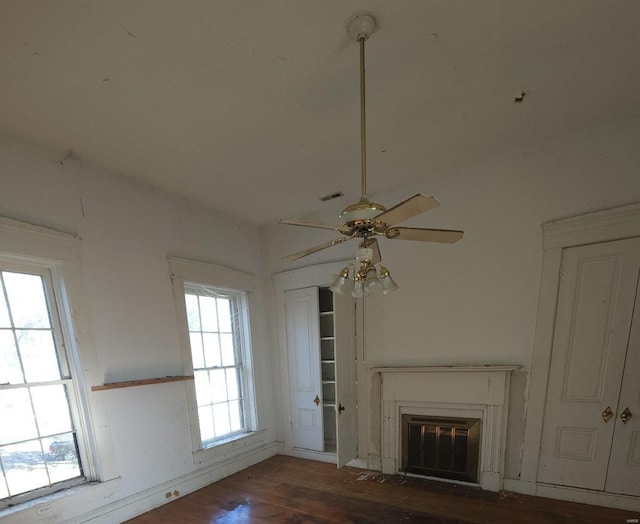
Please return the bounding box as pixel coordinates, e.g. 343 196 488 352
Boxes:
279 13 463 296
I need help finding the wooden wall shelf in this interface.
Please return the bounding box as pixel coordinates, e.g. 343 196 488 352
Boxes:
91 375 194 392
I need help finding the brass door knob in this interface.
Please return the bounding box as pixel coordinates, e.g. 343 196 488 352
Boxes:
621 407 632 424
338 403 345 413
314 395 320 406
602 406 613 423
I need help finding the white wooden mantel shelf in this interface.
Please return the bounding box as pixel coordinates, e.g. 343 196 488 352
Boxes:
372 365 522 373
91 375 194 392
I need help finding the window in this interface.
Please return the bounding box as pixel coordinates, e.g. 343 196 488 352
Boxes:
0 263 84 507
185 285 247 445
168 257 257 454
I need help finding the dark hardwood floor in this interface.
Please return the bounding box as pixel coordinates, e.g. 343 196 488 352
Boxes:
125 455 638 523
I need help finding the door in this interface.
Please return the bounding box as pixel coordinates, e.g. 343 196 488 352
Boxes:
538 237 640 489
605 278 640 496
334 292 358 467
285 287 323 451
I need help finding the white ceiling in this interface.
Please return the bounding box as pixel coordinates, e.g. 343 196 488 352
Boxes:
1 1 639 226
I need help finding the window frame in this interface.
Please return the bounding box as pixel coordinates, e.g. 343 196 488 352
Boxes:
0 217 111 510
168 256 258 461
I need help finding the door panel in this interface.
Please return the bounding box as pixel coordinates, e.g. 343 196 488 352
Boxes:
285 287 323 451
538 238 640 489
606 277 640 496
334 292 357 467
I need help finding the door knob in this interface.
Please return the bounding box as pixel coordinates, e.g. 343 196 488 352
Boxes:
602 406 613 423
314 395 320 406
338 403 345 413
621 407 632 424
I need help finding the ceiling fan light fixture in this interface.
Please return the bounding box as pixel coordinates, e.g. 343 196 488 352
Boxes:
329 266 353 295
352 279 364 298
379 266 399 295
363 266 382 294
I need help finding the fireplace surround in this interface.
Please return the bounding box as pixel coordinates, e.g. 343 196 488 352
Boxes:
374 365 520 491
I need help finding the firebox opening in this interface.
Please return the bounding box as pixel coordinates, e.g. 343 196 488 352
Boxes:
401 415 481 484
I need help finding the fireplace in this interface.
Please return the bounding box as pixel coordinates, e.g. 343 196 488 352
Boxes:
373 365 520 492
402 414 480 483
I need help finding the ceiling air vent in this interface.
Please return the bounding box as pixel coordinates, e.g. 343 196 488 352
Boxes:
319 191 344 202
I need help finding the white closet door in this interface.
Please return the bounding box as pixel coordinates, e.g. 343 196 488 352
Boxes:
334 292 357 467
285 287 323 451
538 238 640 489
605 277 640 496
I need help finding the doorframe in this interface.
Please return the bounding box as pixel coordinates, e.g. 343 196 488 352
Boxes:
516 202 640 505
272 261 352 461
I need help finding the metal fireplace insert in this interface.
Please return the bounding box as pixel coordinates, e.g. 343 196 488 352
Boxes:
401 414 480 483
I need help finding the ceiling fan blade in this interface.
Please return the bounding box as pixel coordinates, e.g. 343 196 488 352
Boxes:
386 227 463 243
278 218 343 231
375 194 440 226
361 237 382 264
283 236 354 261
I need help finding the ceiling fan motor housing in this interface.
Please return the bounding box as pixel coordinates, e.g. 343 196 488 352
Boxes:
339 197 387 232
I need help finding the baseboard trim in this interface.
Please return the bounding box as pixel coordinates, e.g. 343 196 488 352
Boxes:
69 441 277 524
503 478 640 512
276 444 337 464
503 478 537 495
534 483 640 512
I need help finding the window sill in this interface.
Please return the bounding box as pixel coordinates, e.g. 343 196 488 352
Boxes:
0 477 121 522
192 429 266 465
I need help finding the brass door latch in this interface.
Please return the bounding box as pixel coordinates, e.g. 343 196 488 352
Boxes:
621 407 632 424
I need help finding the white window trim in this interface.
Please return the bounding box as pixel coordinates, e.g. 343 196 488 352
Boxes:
0 216 119 511
167 256 260 463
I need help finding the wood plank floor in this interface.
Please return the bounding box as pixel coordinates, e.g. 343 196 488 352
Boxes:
125 455 638 523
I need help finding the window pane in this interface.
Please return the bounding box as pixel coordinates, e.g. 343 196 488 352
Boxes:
217 298 232 332
198 406 214 442
3 272 51 329
228 400 243 432
226 368 240 401
194 370 211 407
0 440 49 496
213 403 230 437
44 434 81 483
0 282 10 328
199 296 218 332
0 389 38 444
185 294 201 331
210 369 227 404
17 330 61 382
32 385 73 437
0 329 23 384
189 332 204 369
202 333 221 368
220 334 235 367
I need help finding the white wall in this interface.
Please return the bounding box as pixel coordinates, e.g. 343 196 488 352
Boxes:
265 117 640 478
0 134 276 522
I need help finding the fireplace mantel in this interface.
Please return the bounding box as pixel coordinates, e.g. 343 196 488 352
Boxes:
374 365 521 491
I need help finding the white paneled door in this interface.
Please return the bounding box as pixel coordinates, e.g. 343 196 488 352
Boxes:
334 291 357 467
538 237 640 494
605 275 640 496
285 287 323 451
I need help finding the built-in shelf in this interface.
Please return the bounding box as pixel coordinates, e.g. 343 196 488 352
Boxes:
319 286 337 453
91 375 194 392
